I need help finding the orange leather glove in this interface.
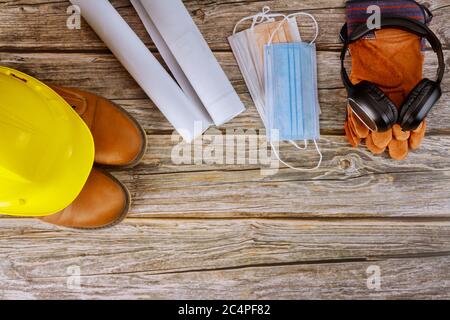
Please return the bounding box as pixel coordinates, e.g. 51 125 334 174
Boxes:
344 28 427 160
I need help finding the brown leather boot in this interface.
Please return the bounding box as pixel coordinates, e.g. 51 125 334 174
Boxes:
50 85 147 168
40 168 130 229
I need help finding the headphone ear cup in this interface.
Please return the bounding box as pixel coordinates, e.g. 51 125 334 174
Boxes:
366 83 399 124
400 79 432 120
399 79 441 131
349 81 398 132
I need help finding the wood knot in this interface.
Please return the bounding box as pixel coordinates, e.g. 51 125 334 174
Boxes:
193 9 205 21
339 159 352 170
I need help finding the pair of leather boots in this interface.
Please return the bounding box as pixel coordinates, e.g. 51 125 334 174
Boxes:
40 86 147 229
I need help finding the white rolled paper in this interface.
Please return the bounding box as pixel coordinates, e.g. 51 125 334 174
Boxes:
137 0 246 126
130 0 205 112
70 0 212 142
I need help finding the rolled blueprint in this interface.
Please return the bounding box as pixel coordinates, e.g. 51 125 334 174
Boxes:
70 0 212 142
137 0 246 126
130 0 205 111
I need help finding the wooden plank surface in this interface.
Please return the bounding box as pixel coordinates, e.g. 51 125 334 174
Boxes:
0 219 449 299
3 254 448 299
0 50 448 132
0 0 448 51
0 0 449 299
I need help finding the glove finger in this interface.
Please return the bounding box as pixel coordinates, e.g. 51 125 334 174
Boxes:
388 138 409 160
393 124 411 141
366 133 386 155
412 121 425 133
344 120 360 147
372 129 393 149
409 121 427 150
348 108 369 139
348 113 359 136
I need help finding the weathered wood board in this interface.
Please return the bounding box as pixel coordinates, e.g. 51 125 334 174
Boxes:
0 219 449 299
0 0 449 299
0 0 448 51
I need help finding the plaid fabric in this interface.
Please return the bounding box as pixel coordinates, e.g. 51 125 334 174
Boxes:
346 0 428 36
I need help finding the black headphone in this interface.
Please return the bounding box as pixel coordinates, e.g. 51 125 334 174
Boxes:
341 17 445 132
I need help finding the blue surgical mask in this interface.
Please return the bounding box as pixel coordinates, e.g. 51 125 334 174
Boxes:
264 12 322 170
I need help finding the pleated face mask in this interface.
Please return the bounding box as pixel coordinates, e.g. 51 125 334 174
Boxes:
228 7 301 127
264 13 322 171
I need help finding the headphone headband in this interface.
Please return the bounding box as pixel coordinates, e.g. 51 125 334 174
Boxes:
341 17 445 90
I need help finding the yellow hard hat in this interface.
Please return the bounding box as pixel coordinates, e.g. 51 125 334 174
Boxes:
0 67 94 217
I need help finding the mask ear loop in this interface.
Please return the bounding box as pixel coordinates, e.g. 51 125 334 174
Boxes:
251 13 287 29
290 140 308 150
270 141 323 171
233 6 271 34
287 12 319 44
268 12 319 45
267 16 289 45
233 6 286 34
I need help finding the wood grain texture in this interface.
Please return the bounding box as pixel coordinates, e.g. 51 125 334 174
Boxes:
0 0 449 299
89 134 450 218
0 219 449 299
4 256 449 299
0 50 448 133
114 91 450 135
2 50 448 97
0 0 448 51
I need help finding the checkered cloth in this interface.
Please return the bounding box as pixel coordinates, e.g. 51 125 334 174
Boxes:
345 0 429 36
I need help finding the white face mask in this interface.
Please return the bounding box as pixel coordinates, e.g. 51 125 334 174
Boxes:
228 7 301 127
228 7 322 171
